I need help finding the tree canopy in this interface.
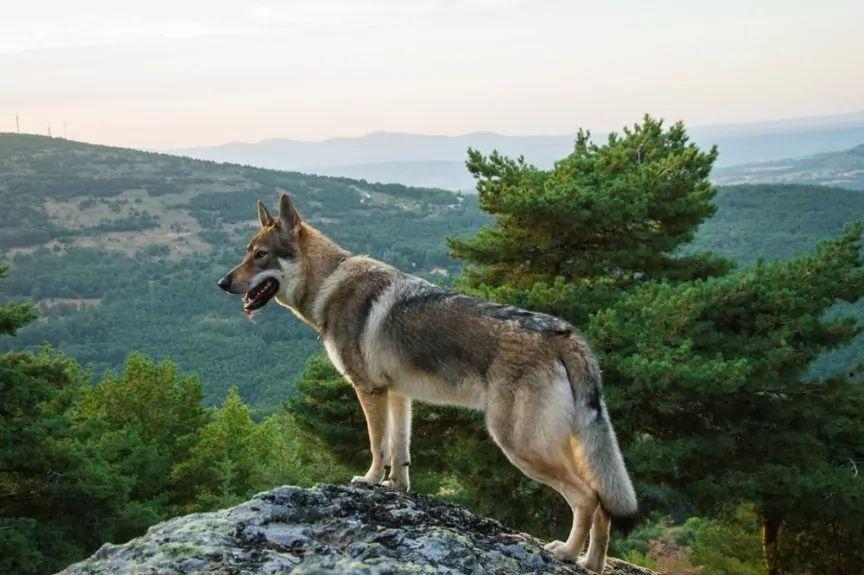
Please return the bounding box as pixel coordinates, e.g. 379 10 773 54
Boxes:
448 117 864 574
292 117 864 574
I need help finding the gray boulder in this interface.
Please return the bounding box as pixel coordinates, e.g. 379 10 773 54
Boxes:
59 483 654 574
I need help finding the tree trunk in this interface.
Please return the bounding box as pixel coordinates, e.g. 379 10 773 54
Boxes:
762 514 782 575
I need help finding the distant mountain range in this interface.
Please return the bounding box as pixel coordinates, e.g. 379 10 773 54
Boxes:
172 111 864 191
175 132 577 191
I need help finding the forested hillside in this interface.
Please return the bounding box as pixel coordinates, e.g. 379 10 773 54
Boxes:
1 134 862 405
0 134 487 404
713 143 864 190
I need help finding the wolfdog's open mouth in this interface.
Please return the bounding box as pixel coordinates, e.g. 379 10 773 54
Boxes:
243 278 280 315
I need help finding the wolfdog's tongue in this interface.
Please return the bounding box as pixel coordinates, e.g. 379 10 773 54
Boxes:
243 277 279 316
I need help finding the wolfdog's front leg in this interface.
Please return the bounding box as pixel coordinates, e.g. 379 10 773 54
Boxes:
383 391 411 491
352 386 389 485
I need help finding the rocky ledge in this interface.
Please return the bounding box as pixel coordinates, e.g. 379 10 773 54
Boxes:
60 483 654 574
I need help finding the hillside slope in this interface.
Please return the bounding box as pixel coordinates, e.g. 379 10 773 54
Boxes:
0 133 478 260
0 134 487 404
713 143 864 190
692 183 864 264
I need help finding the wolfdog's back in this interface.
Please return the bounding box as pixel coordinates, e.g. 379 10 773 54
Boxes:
334 262 593 407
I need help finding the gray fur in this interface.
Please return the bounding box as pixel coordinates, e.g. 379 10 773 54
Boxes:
382 284 500 383
316 261 637 522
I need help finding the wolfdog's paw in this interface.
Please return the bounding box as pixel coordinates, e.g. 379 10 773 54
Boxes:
543 540 579 562
381 479 410 491
351 474 383 485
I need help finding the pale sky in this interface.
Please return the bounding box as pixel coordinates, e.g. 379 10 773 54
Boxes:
2 0 863 149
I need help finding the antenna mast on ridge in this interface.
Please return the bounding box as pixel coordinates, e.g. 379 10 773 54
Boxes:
16 114 20 134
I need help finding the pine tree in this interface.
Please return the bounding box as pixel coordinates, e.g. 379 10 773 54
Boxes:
169 387 319 511
74 353 206 512
0 265 130 573
0 264 37 336
449 116 731 301
285 118 864 572
450 117 864 573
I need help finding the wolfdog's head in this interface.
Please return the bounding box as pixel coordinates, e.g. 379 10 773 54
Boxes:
217 193 304 316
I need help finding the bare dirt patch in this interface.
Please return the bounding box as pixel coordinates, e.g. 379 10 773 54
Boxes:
38 298 101 311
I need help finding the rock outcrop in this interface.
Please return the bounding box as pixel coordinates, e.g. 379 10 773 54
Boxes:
60 483 654 574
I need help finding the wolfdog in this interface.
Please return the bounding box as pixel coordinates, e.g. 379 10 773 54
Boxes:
218 193 637 572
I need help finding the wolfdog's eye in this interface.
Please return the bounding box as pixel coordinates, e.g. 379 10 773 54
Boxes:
254 250 267 259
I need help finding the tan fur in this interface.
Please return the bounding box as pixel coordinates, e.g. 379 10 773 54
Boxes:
219 194 637 573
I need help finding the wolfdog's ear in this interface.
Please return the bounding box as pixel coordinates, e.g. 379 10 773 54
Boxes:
278 193 301 231
257 200 275 228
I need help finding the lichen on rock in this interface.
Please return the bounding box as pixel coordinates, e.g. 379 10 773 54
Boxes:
59 483 655 574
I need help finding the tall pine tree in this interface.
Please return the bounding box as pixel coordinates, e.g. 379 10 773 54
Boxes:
289 117 864 573
0 265 131 573
449 117 864 573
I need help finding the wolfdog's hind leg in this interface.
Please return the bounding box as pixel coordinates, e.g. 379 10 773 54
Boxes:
533 455 596 563
582 504 611 573
487 401 597 563
382 391 412 491
506 447 596 562
352 386 389 485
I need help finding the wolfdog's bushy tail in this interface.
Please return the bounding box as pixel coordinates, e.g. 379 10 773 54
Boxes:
562 350 638 527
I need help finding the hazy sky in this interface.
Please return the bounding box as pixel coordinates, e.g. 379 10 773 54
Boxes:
2 0 863 149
